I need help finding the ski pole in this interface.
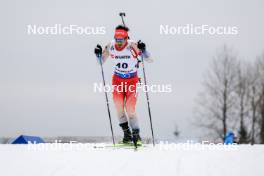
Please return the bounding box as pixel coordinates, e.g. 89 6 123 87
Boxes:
119 12 126 27
98 54 115 145
141 54 155 146
119 12 130 39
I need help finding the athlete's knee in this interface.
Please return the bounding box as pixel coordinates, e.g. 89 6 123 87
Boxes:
126 105 136 116
127 111 137 119
116 107 125 116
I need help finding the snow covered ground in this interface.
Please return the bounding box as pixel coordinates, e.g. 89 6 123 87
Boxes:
0 143 263 176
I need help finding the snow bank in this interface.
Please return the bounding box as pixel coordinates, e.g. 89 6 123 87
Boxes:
0 144 263 176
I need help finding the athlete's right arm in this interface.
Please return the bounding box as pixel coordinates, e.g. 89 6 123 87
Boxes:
101 43 111 63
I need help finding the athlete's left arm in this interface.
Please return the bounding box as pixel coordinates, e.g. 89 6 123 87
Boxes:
131 42 154 63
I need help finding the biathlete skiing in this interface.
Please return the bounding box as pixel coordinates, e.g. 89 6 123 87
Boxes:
94 24 153 147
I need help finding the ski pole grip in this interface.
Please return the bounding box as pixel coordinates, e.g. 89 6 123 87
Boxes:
119 12 126 17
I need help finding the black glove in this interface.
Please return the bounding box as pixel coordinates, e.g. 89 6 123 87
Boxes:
94 44 102 57
137 40 146 52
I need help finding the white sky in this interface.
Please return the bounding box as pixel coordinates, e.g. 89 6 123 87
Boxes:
0 0 264 140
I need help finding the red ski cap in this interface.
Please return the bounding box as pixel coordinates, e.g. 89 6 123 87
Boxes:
114 29 128 39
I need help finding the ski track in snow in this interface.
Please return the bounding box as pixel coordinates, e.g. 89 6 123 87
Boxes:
0 144 263 176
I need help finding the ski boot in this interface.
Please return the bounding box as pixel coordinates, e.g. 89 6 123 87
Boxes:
132 129 142 148
119 122 132 144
